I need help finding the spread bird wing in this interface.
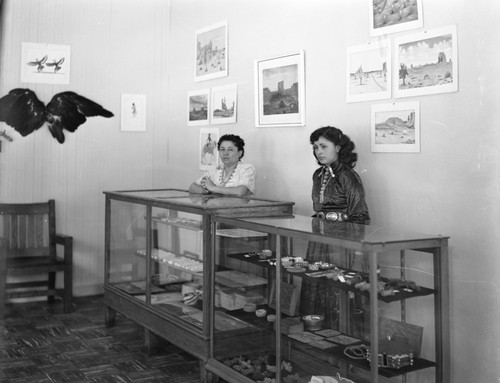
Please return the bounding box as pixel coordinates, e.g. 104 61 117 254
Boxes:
46 91 114 143
0 88 47 136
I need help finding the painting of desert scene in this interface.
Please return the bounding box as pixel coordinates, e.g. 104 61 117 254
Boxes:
375 109 415 145
398 32 454 91
347 42 390 102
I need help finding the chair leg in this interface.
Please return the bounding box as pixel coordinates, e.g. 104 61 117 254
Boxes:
63 265 73 313
48 271 56 304
0 255 7 319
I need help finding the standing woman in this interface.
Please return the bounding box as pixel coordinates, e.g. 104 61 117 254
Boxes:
301 126 370 329
311 126 370 224
189 134 256 197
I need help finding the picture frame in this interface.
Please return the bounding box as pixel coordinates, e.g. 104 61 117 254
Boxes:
254 50 305 127
21 42 71 84
195 21 228 82
369 0 423 37
188 89 210 126
346 40 391 103
394 25 458 98
199 127 219 170
371 101 420 153
268 280 301 316
210 83 237 125
120 94 146 132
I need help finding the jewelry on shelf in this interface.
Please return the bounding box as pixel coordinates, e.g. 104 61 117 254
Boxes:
343 344 369 360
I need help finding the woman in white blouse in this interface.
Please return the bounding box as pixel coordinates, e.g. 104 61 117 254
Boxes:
189 134 256 196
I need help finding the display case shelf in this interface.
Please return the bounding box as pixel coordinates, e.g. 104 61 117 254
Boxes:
226 252 435 303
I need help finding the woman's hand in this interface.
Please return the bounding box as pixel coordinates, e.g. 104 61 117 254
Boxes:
201 176 215 194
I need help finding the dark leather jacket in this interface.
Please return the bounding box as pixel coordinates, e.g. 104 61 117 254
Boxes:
312 160 370 224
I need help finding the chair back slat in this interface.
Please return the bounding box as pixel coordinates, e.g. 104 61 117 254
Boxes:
0 201 53 257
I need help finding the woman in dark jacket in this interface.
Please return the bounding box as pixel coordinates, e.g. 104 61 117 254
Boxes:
300 126 370 331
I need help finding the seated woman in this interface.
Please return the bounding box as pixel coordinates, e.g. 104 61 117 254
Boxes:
189 134 256 197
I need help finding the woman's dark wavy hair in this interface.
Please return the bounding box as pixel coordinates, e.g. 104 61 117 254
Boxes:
218 134 245 159
310 126 357 168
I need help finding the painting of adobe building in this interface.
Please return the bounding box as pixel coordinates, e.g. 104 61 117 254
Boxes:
262 65 299 116
255 51 305 127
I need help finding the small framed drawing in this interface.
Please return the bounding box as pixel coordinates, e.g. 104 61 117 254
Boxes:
121 94 146 132
210 83 237 125
199 127 219 170
195 21 228 82
188 89 210 126
21 42 71 84
394 25 458 98
369 0 423 37
371 101 420 153
346 40 391 103
268 280 301 316
254 50 305 127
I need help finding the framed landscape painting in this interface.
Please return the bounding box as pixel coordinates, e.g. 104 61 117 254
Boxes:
369 0 423 37
188 89 210 126
254 50 305 127
346 40 391 103
210 83 237 125
371 101 420 153
195 21 228 82
394 25 458 98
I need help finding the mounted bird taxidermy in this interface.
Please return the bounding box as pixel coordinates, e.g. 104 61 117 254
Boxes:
0 88 114 143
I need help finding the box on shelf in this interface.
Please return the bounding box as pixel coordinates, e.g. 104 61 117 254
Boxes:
274 317 304 335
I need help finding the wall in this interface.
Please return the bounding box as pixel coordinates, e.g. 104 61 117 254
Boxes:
1 0 499 382
0 0 171 295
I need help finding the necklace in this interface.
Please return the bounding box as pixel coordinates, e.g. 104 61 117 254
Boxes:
220 162 239 186
319 166 335 203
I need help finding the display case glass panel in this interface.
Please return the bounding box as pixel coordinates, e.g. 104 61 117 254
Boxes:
210 215 447 383
148 206 205 324
107 199 148 300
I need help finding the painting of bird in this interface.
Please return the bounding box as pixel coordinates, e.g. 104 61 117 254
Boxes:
0 88 114 144
27 55 48 72
46 57 65 73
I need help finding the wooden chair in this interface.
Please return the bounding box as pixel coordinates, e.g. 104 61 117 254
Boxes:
0 199 73 318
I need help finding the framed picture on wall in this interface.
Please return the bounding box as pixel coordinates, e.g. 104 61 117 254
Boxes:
210 83 237 125
21 42 71 84
254 50 305 127
369 0 423 37
346 40 391 103
394 25 458 98
195 21 228 82
121 93 146 131
371 101 420 153
199 127 219 170
188 89 210 126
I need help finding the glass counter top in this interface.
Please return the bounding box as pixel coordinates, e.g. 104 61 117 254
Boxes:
104 189 294 211
221 215 448 249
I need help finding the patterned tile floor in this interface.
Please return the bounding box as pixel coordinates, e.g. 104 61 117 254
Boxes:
0 295 203 383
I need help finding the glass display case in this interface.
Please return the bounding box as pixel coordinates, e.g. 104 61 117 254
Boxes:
207 215 449 383
103 189 294 365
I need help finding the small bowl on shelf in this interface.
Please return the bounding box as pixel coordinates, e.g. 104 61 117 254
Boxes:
302 314 324 331
255 309 267 318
